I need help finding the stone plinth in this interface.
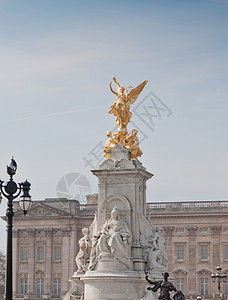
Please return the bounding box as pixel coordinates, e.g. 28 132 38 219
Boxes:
91 167 153 271
82 271 154 300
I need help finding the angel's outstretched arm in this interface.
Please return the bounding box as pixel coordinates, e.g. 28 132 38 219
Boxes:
113 77 120 88
109 81 118 96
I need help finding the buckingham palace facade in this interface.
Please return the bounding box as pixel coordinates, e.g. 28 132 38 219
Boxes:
9 196 228 300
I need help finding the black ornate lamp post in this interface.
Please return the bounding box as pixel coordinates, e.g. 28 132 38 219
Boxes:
211 265 227 298
0 158 31 300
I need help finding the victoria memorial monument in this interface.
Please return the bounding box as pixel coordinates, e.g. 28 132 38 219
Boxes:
63 78 171 300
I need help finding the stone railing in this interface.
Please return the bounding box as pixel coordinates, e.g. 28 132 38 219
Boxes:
146 200 228 211
78 200 228 212
78 203 97 212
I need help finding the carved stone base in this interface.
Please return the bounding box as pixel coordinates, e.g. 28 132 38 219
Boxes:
82 271 150 300
96 254 131 272
62 276 84 300
139 290 156 300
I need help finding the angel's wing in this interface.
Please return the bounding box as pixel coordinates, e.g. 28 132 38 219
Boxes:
138 213 155 246
146 216 156 234
127 80 148 104
89 211 98 239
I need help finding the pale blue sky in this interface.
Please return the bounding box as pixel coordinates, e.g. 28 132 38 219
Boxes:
0 0 228 251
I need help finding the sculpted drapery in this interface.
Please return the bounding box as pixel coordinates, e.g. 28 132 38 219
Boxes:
89 207 131 270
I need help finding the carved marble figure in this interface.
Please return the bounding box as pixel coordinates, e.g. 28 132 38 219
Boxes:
88 207 131 270
138 214 168 273
75 228 92 273
153 227 168 268
147 249 167 272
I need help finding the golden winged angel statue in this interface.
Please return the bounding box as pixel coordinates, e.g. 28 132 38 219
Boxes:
109 77 148 132
104 77 148 160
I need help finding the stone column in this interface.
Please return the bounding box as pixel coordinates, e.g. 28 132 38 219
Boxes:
70 224 77 275
28 229 36 295
12 229 19 296
163 226 174 272
187 226 198 296
62 228 71 294
45 229 53 295
210 226 222 268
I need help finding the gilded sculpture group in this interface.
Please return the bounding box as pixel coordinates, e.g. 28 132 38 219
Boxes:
104 77 148 160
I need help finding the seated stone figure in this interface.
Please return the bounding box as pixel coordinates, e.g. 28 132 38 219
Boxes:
89 207 131 270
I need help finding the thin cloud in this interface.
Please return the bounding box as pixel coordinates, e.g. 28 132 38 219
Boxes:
0 106 105 124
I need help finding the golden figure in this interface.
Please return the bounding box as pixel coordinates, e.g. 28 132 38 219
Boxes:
109 77 148 132
124 129 143 160
105 77 147 160
104 131 118 159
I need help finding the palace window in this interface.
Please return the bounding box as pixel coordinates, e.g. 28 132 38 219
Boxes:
225 245 228 260
37 246 44 262
200 278 208 295
54 278 61 295
36 278 44 295
225 282 228 295
21 247 28 262
176 278 184 293
54 246 61 262
20 278 27 294
200 245 208 260
176 228 185 233
176 245 184 260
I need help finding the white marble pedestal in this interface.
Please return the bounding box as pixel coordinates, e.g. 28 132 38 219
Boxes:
82 271 155 300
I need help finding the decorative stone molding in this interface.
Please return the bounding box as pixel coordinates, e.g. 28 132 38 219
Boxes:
12 229 19 238
17 273 28 278
196 268 212 275
136 177 143 185
172 268 188 275
53 272 62 278
99 158 135 170
19 230 28 236
35 270 46 277
27 202 69 217
99 177 106 184
163 226 174 235
101 194 131 211
187 226 198 234
210 226 222 234
62 228 71 237
34 209 52 217
106 177 135 184
101 194 131 226
45 229 53 237
28 229 36 237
